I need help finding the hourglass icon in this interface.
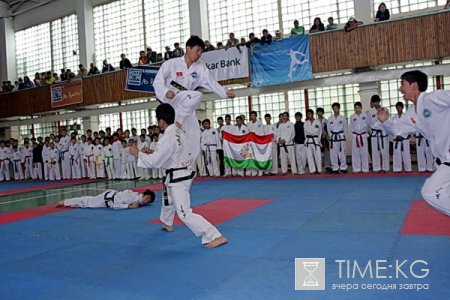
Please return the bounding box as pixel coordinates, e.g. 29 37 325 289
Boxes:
302 261 320 287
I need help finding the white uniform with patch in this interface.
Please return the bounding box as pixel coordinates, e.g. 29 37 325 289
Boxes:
64 190 142 209
57 136 71 179
368 107 390 171
415 132 434 172
378 90 450 216
328 115 347 172
350 112 370 172
69 142 81 179
0 147 11 181
277 121 297 174
138 124 222 244
304 119 322 173
153 57 228 166
391 113 412 172
201 128 221 177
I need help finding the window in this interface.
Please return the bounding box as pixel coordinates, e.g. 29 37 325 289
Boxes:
60 117 84 135
281 0 354 32
51 14 79 73
33 122 58 138
207 0 279 46
144 0 190 55
19 124 33 141
212 96 250 124
15 23 52 80
93 0 145 68
252 92 287 122
373 0 447 15
123 110 150 131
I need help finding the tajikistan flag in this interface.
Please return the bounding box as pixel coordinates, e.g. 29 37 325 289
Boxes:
222 131 273 170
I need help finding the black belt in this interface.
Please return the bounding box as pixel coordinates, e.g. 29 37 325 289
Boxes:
330 131 345 150
278 143 294 154
204 144 217 165
104 191 117 207
436 158 450 167
305 135 319 149
162 167 196 206
394 136 409 152
416 133 430 148
370 129 387 151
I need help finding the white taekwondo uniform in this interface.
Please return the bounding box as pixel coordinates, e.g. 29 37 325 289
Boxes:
93 144 104 178
327 114 348 172
137 140 150 180
391 113 412 172
153 57 229 165
84 143 96 179
350 112 370 173
69 142 81 179
48 148 61 180
112 139 122 179
103 143 115 179
201 127 221 177
368 107 390 172
377 90 450 216
0 146 11 181
57 135 71 179
138 124 222 244
304 119 322 173
415 131 434 172
63 190 143 209
42 145 51 180
277 121 297 174
78 141 87 178
12 148 24 180
22 145 33 179
264 123 278 175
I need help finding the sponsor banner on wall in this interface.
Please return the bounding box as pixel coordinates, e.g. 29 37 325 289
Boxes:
125 65 160 93
250 35 313 87
200 46 250 81
50 79 83 108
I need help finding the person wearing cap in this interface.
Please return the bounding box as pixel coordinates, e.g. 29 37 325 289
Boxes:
56 189 155 209
377 70 450 216
344 17 363 32
274 30 283 41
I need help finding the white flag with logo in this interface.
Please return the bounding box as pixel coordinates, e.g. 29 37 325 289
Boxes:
200 47 249 81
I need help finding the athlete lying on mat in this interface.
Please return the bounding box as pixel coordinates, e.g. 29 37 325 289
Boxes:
56 189 155 209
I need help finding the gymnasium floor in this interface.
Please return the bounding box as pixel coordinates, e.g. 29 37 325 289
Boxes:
0 174 449 300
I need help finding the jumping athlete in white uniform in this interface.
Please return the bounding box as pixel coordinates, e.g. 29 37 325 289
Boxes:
377 70 450 216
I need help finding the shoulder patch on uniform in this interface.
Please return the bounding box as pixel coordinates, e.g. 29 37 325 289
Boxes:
191 71 198 78
315 125 319 128
423 108 432 118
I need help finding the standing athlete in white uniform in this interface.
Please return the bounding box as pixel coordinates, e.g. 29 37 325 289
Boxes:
328 102 348 173
277 112 297 174
132 104 227 248
377 70 450 216
153 36 235 167
368 95 390 172
391 102 412 172
350 102 370 173
304 109 322 174
264 113 278 175
57 129 71 179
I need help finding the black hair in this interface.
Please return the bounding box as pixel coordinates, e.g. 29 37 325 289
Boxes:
186 35 205 50
250 111 257 116
217 116 223 121
332 102 340 109
354 101 362 108
264 113 271 118
316 107 324 113
307 109 314 115
225 114 231 119
295 112 303 118
202 119 211 125
395 101 404 108
400 70 428 92
371 95 381 103
143 189 156 204
156 103 175 125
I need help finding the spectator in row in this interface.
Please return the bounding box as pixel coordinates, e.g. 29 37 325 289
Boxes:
156 53 163 61
45 71 56 84
291 20 305 36
274 30 283 41
344 17 363 32
260 29 272 45
217 42 224 49
204 40 215 52
60 68 67 81
163 46 173 60
34 72 43 86
102 60 115 73
226 32 239 48
326 17 338 30
23 76 34 89
172 43 184 58
147 47 157 63
445 0 450 9
87 63 100 76
375 2 390 22
120 54 132 69
309 17 325 33
77 64 87 78
246 32 260 47
240 37 246 45
138 50 149 65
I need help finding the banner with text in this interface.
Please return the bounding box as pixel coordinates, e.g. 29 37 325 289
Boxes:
200 46 249 81
125 65 160 93
50 79 83 108
250 35 312 87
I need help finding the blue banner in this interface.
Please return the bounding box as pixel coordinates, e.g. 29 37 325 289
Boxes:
125 65 160 93
250 35 312 87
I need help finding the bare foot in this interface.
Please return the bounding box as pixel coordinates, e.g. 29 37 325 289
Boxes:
55 201 64 207
161 224 174 232
205 236 228 248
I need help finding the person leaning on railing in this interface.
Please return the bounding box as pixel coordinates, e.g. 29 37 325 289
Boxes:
445 0 450 9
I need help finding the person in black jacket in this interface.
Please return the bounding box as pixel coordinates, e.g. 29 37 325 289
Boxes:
119 54 133 69
294 112 307 174
309 17 325 33
260 29 272 45
32 139 44 180
375 3 390 22
102 60 115 73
